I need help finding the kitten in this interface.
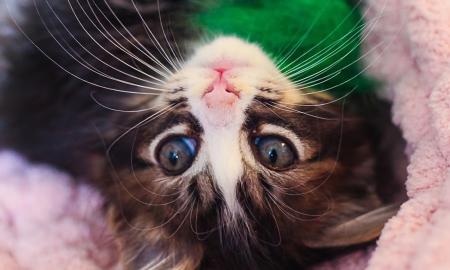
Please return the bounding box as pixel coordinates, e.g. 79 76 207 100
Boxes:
0 1 403 269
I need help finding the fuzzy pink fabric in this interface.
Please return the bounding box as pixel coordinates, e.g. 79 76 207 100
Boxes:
0 152 121 270
321 0 450 269
0 0 449 269
363 0 450 269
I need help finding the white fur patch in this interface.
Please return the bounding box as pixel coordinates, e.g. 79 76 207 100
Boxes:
202 125 243 212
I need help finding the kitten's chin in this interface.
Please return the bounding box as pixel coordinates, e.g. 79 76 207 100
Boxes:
203 105 239 127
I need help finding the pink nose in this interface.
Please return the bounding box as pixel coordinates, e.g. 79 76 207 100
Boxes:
203 70 239 109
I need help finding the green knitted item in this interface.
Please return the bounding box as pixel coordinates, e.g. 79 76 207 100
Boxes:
194 0 375 96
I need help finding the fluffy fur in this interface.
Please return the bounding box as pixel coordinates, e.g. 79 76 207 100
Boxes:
0 0 402 269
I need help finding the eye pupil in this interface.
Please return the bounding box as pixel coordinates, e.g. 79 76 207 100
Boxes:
268 148 278 164
168 151 179 166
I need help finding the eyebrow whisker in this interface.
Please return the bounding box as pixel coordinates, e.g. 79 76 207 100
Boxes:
278 86 356 108
90 92 163 113
261 100 338 121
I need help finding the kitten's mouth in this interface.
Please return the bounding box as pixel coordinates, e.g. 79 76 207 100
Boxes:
202 67 240 106
200 68 242 127
203 81 240 109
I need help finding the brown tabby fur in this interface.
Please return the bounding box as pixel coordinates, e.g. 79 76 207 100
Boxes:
0 1 405 269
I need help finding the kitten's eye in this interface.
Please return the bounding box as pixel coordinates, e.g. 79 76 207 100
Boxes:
157 136 197 175
253 136 296 170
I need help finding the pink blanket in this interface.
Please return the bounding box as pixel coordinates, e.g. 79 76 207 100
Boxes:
1 0 450 269
321 0 450 269
362 0 450 269
0 152 121 270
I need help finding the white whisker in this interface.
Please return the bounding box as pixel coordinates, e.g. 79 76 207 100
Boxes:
90 92 159 113
84 1 170 80
4 2 161 96
284 0 388 92
275 0 334 67
67 0 171 89
139 255 171 270
130 0 180 72
286 101 346 194
279 86 357 107
261 100 337 121
285 22 368 78
290 70 342 90
169 26 185 63
280 0 367 72
278 0 367 73
93 0 174 76
293 38 388 96
40 0 169 92
287 11 383 80
156 0 183 69
106 102 181 156
165 196 193 239
65 0 168 85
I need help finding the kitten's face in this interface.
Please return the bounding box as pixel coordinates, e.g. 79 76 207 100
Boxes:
146 37 309 213
108 37 382 268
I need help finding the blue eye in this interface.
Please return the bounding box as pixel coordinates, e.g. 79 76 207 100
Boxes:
157 136 197 175
254 136 296 170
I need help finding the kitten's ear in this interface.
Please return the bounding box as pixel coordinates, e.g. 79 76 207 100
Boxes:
303 204 400 249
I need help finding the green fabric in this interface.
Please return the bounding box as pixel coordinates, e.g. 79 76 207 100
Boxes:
193 0 375 96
